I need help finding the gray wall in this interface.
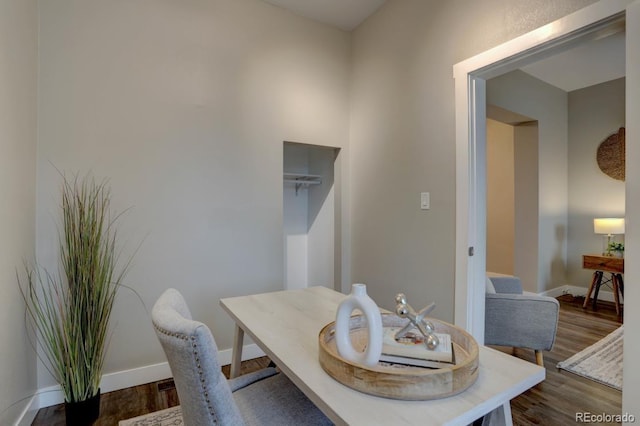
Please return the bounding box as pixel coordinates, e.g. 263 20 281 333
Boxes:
486 71 569 293
486 119 515 276
349 0 592 316
567 78 626 288
37 0 351 387
513 123 540 293
0 0 38 423
485 119 539 291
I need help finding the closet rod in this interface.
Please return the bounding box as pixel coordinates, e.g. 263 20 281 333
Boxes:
283 179 322 185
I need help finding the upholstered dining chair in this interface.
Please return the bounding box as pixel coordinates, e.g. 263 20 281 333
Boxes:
485 275 559 366
152 288 332 426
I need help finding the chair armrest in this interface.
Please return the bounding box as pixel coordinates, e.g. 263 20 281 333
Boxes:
489 276 523 294
227 367 278 392
485 293 559 350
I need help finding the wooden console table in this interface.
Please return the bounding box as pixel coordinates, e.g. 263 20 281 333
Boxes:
582 254 624 315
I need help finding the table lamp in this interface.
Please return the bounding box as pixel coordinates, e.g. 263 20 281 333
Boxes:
593 218 625 256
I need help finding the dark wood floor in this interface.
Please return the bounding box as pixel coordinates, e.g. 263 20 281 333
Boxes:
500 294 622 425
33 295 622 425
31 358 271 426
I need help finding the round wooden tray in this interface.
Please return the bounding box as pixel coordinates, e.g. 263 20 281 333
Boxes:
318 313 479 400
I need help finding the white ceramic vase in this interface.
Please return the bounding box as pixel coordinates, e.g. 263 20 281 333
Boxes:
335 283 383 366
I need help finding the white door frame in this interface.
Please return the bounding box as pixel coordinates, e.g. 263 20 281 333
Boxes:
623 0 640 416
452 0 632 345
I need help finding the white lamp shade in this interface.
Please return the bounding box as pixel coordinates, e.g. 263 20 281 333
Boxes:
594 218 625 235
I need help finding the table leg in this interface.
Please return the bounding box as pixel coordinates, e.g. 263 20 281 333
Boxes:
501 402 513 426
616 273 624 298
230 325 244 379
612 274 621 316
481 402 513 426
592 271 604 310
583 271 600 309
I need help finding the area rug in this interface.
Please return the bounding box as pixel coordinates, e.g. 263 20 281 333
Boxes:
118 406 183 426
557 325 623 390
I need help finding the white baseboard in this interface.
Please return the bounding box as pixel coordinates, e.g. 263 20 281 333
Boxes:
540 284 621 305
15 397 38 426
14 344 265 424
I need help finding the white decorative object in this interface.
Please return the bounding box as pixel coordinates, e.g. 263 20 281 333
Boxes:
335 283 383 366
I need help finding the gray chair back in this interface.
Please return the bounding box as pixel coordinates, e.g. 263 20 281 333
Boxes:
152 288 245 425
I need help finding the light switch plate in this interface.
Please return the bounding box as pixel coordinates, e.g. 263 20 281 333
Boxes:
421 192 430 210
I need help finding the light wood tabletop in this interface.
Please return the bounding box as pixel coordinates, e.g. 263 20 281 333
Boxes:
220 286 544 426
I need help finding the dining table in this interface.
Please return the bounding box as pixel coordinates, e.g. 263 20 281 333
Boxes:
220 286 544 426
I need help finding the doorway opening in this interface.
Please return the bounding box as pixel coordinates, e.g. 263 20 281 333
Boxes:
486 107 539 291
453 3 627 343
283 141 341 291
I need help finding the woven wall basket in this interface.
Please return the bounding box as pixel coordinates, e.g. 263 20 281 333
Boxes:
597 127 625 181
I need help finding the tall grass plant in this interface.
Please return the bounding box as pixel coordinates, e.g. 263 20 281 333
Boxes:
19 174 130 403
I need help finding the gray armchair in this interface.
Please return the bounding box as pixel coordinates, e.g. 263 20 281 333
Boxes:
152 288 332 426
485 276 559 366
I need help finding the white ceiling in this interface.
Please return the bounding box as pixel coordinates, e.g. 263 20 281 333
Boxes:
262 0 624 91
521 30 625 92
261 0 386 31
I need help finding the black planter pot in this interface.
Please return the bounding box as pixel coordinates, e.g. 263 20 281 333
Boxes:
64 390 101 426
